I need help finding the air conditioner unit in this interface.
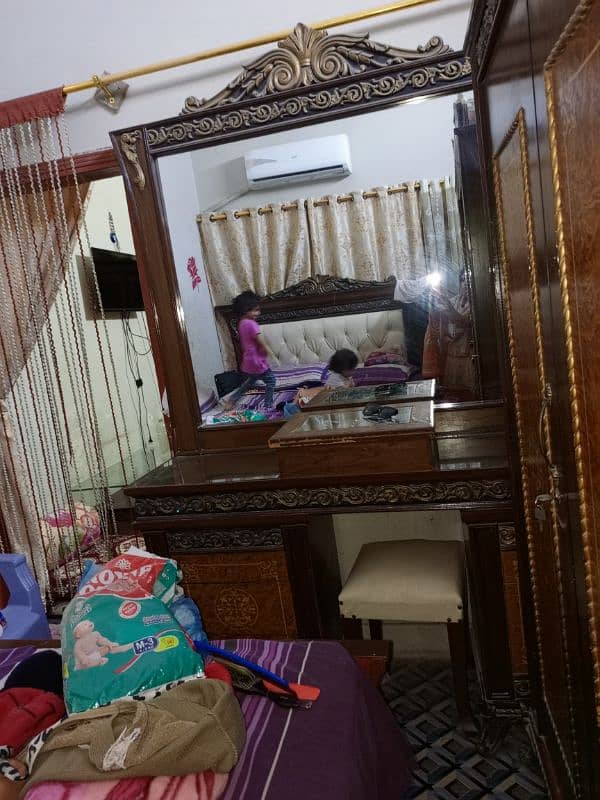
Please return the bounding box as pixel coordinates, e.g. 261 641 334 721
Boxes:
244 134 352 190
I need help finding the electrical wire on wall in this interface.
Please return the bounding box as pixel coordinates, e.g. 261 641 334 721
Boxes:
108 209 155 473
121 312 155 472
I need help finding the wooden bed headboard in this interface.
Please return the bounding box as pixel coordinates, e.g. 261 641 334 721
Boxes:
215 275 427 369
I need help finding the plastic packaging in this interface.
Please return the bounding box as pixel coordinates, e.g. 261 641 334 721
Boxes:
62 552 203 714
171 596 208 643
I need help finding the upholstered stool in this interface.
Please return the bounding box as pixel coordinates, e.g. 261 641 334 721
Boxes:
339 539 470 717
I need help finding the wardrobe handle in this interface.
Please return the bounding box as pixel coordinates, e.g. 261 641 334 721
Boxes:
538 383 553 469
537 383 565 514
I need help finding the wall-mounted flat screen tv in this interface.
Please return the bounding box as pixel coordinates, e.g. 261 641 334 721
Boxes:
91 247 144 312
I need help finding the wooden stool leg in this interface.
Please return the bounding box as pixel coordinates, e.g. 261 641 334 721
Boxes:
368 619 383 640
447 620 471 720
342 616 364 640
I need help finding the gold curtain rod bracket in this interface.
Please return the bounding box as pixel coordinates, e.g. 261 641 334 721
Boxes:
91 75 116 106
63 0 440 96
198 180 448 222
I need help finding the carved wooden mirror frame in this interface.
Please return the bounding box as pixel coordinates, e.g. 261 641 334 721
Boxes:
111 23 472 455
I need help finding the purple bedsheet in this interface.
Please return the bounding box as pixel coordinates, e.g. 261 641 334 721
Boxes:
219 639 415 800
234 388 296 419
2 639 414 800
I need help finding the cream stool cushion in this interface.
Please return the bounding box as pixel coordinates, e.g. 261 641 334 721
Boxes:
338 540 464 623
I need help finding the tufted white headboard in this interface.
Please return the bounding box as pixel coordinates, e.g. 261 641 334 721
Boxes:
261 309 407 366
215 275 423 371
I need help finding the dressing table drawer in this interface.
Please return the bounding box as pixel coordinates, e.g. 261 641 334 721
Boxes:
176 549 298 641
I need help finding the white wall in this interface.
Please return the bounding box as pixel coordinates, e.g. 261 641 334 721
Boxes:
0 0 471 156
159 154 225 393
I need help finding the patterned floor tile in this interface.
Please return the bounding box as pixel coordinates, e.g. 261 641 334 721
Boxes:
406 711 452 746
460 754 512 790
414 747 454 785
382 660 548 800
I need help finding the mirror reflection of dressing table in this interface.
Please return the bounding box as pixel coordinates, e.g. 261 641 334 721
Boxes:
112 23 525 724
300 379 436 412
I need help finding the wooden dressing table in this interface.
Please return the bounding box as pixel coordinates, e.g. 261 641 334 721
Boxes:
124 400 525 716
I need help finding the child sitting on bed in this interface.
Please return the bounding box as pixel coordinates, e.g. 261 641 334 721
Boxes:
224 291 276 411
325 348 359 389
281 349 359 418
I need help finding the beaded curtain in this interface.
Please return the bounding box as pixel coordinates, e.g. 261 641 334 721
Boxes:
0 89 136 602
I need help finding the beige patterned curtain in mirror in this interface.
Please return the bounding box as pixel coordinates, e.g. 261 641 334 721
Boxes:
198 201 311 367
198 202 311 299
306 185 428 283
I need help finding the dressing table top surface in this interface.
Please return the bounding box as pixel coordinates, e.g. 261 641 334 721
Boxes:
124 401 508 497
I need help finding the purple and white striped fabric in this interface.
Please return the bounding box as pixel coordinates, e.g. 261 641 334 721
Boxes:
270 364 327 389
3 639 414 800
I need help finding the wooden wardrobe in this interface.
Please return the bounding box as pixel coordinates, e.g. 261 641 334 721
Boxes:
466 0 600 797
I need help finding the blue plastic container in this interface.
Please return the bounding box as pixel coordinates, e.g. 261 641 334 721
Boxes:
0 554 51 640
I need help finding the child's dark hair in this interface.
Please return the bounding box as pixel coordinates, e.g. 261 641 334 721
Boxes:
328 348 359 374
232 290 261 317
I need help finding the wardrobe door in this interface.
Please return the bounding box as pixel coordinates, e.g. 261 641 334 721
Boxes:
492 106 587 797
545 0 600 751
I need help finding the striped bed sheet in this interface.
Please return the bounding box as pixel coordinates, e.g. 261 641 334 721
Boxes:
2 639 414 800
204 363 418 424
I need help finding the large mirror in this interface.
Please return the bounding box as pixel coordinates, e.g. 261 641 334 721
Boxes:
112 24 496 453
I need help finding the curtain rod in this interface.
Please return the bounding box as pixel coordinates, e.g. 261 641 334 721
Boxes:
63 0 440 95
199 180 447 222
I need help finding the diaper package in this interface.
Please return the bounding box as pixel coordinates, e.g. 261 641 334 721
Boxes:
62 552 204 714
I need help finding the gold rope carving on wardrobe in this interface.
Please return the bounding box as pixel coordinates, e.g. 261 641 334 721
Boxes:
198 180 446 223
544 0 600 728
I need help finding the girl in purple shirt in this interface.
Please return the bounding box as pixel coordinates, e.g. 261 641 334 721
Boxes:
224 291 276 410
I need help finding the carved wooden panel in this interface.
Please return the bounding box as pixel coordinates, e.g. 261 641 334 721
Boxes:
493 109 578 786
178 551 297 640
500 548 528 675
498 524 528 675
134 478 511 517
545 0 600 727
167 527 283 553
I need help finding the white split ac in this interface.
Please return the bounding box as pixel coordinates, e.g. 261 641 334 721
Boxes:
244 134 352 190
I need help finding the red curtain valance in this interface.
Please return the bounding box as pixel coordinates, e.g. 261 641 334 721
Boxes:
0 87 65 130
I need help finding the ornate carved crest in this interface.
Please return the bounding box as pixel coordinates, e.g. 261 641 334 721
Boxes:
264 274 395 300
183 23 452 113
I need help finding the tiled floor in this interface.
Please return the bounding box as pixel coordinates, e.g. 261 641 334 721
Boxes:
381 660 548 800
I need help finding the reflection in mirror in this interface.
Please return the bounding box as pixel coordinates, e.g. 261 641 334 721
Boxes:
158 90 478 429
